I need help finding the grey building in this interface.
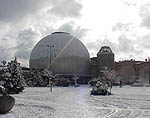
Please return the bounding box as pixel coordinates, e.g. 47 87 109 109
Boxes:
91 46 114 77
29 32 91 79
90 57 98 77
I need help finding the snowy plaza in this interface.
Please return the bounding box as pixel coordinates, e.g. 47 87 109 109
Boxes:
0 86 150 118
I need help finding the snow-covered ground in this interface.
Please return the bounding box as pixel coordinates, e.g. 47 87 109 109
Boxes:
1 86 150 118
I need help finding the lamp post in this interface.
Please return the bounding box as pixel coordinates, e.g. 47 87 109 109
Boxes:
46 44 54 91
148 62 150 84
49 45 54 71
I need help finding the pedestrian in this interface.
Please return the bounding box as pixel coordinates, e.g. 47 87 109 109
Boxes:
119 80 122 88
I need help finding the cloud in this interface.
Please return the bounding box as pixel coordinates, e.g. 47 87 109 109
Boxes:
0 0 83 24
87 34 144 61
48 0 82 18
123 1 137 7
0 37 16 61
112 22 132 32
86 42 100 51
0 0 50 22
57 21 88 39
117 35 136 53
15 28 39 60
138 34 150 49
141 15 150 28
139 4 150 28
102 35 141 55
85 36 117 57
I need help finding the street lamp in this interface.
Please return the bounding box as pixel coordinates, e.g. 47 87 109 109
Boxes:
46 44 54 91
148 62 150 84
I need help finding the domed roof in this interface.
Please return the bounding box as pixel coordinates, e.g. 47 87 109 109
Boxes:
29 32 91 76
97 46 114 55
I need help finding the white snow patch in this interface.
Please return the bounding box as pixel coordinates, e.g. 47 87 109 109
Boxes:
0 86 150 118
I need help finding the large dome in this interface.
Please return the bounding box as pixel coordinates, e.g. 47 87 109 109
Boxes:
29 32 91 76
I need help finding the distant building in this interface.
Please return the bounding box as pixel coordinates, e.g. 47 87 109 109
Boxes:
138 61 150 84
90 46 150 85
97 46 114 76
113 59 150 84
90 46 115 78
114 60 140 84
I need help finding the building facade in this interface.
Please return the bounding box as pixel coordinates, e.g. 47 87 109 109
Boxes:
91 46 115 78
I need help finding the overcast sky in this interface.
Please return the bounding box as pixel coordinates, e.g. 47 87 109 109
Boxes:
0 0 150 66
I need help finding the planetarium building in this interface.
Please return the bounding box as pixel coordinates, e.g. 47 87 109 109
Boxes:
29 32 91 77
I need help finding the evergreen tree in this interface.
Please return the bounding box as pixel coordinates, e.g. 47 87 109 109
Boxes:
26 69 50 87
0 57 25 94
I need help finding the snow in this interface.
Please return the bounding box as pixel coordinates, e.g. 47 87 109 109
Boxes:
1 86 150 118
